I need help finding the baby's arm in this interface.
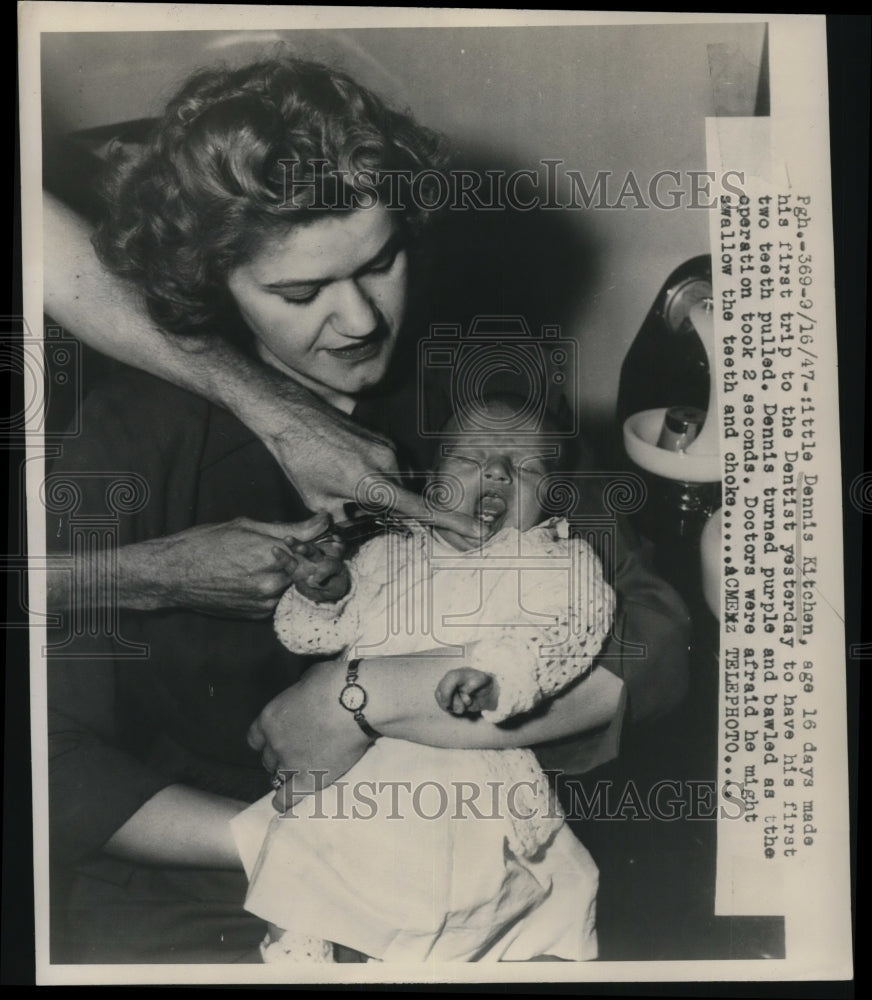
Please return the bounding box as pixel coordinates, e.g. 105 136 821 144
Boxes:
531 535 615 703
436 534 615 722
273 535 388 657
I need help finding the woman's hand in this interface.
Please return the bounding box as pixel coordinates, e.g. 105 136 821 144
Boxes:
246 659 371 809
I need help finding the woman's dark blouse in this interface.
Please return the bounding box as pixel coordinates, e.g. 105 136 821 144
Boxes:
47 365 691 958
47 370 317 865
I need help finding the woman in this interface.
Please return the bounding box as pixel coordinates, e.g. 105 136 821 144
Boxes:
45 53 690 963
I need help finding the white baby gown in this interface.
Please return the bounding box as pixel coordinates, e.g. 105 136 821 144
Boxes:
231 519 614 963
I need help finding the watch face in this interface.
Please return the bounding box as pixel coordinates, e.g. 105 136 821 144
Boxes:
340 683 367 712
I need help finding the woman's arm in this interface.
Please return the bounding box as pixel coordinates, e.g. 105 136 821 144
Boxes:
272 568 361 657
247 655 624 790
368 655 624 748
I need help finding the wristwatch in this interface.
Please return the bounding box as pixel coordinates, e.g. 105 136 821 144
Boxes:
338 658 382 741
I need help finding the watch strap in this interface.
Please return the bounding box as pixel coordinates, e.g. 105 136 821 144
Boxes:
340 658 382 740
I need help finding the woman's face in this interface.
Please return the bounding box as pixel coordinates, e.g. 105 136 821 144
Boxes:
227 206 408 409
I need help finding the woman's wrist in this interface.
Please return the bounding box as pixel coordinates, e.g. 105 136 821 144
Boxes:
304 657 373 749
351 655 439 737
337 657 385 742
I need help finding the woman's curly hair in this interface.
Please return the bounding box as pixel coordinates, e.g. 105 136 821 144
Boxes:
93 55 446 340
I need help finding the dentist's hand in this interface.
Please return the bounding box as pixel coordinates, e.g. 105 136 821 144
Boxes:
47 513 335 619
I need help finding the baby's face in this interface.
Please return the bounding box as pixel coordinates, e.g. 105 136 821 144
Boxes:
431 426 553 550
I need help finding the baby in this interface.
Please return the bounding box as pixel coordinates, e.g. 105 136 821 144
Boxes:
231 396 614 963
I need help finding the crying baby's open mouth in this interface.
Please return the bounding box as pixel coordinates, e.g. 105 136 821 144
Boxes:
475 491 507 527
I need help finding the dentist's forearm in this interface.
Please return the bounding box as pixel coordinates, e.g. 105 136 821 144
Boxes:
44 193 294 410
